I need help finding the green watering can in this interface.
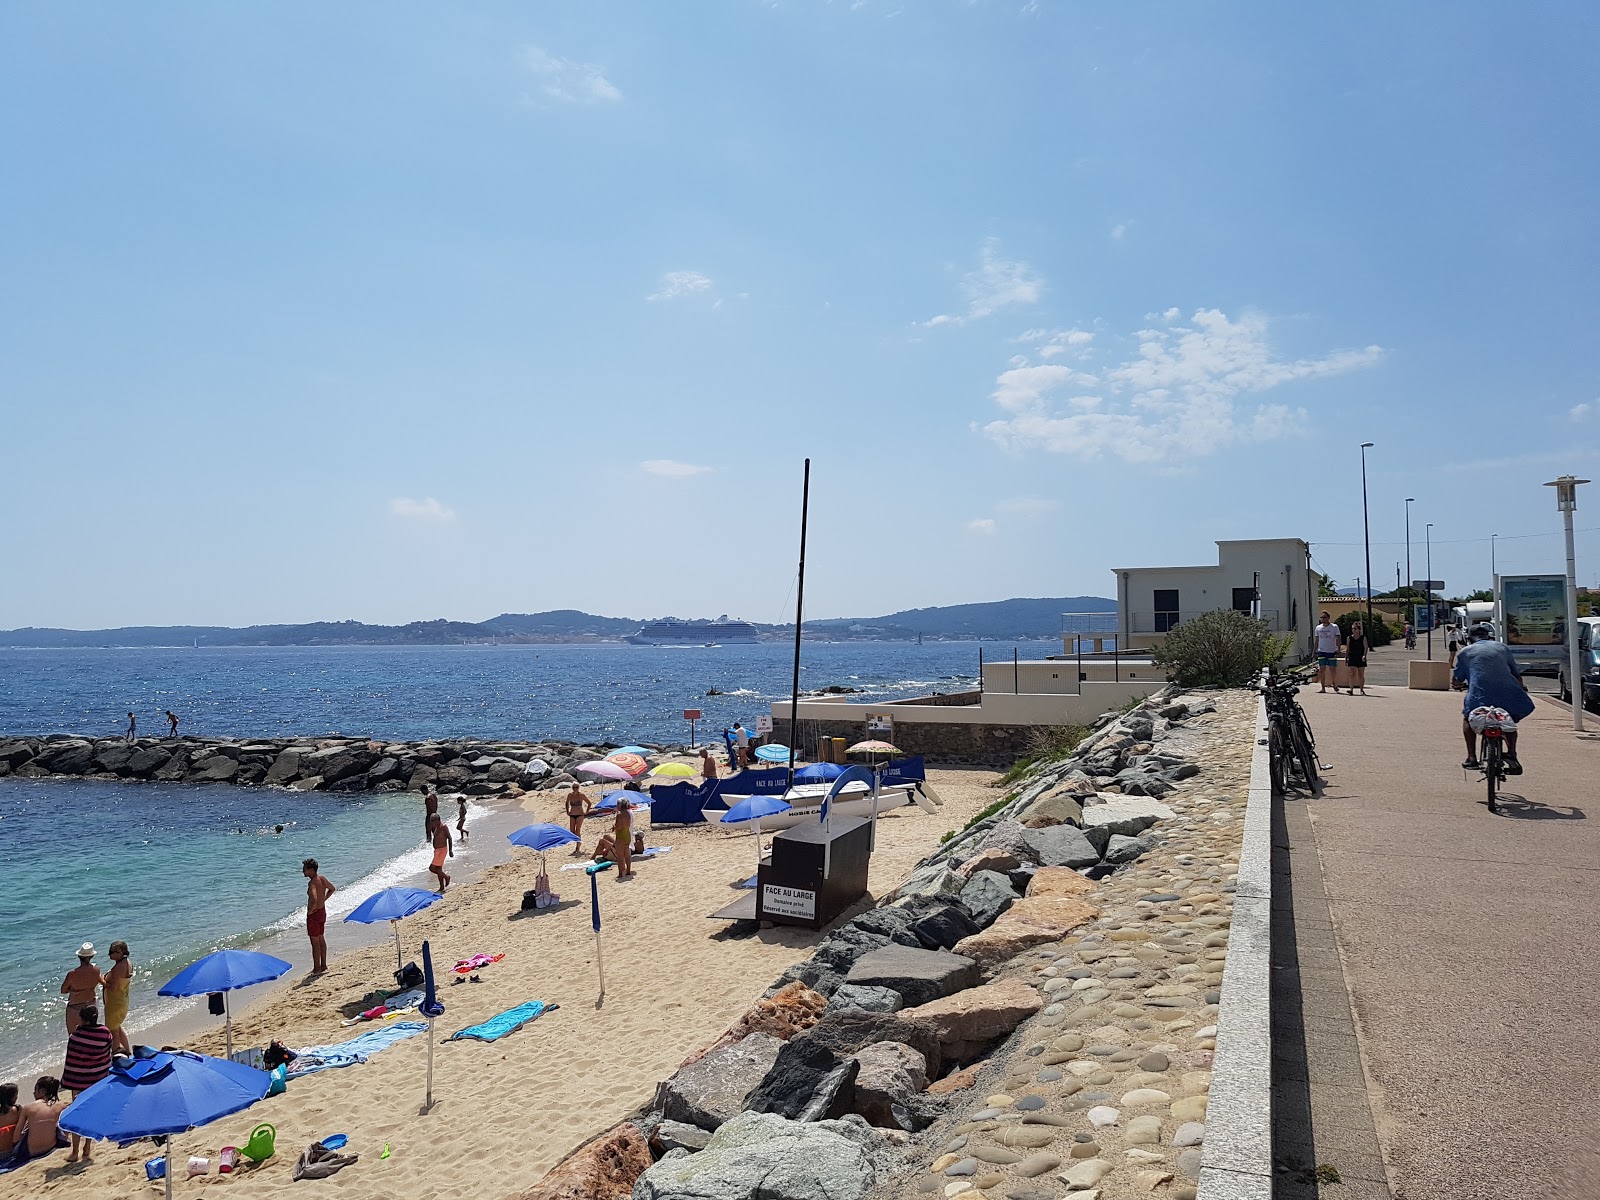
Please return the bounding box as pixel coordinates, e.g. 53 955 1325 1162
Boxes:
240 1123 276 1163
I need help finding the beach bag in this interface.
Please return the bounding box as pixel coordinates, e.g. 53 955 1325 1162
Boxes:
207 992 226 1016
267 1065 288 1097
395 962 424 989
1468 705 1516 734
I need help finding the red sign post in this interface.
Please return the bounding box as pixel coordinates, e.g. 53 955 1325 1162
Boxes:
683 709 702 748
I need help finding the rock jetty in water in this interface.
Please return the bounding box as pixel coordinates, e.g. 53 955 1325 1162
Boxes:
0 734 687 797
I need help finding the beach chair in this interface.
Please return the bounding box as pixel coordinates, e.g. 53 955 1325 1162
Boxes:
239 1123 276 1163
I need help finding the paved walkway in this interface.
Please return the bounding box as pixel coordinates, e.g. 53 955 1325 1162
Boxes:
1286 674 1600 1198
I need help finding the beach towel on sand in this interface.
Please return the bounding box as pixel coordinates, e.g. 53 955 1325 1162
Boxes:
560 846 673 871
446 1001 556 1043
287 1021 427 1078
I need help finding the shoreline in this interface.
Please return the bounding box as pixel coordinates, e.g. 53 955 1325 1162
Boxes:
0 765 1003 1200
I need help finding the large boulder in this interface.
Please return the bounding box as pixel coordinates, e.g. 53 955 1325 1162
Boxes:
0 740 36 768
792 1008 946 1079
520 1120 652 1200
486 760 525 784
691 982 827 1064
953 895 1100 969
654 1032 783 1131
188 755 240 783
843 946 979 1008
744 1038 856 1121
976 819 1041 866
1080 796 1174 838
1113 769 1176 799
367 756 407 784
898 979 1043 1060
959 871 1018 928
849 1041 928 1128
154 751 191 781
125 746 171 777
1020 824 1100 869
1104 834 1154 864
958 848 1020 877
302 743 375 785
846 907 923 948
35 740 94 774
907 904 981 951
631 1111 881 1200
1020 792 1084 829
265 749 305 785
893 863 967 901
1026 867 1097 899
826 984 902 1014
93 743 136 773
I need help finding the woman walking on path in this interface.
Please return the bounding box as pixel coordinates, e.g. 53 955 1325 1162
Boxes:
61 1005 113 1162
564 782 590 853
1346 620 1370 695
102 941 133 1055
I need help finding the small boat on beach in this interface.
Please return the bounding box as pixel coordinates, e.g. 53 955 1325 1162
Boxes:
706 780 935 830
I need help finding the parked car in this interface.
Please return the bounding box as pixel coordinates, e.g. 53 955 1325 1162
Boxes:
1557 617 1600 710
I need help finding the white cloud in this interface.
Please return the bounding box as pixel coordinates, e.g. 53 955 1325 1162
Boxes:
924 238 1044 327
519 46 622 105
641 459 712 478
965 518 997 535
1110 221 1131 240
1572 402 1593 422
983 308 1384 464
1014 327 1095 360
389 497 455 522
647 271 713 302
995 497 1061 515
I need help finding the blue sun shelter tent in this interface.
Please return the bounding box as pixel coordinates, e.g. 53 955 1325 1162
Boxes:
344 886 444 973
59 1048 269 1200
158 949 293 1060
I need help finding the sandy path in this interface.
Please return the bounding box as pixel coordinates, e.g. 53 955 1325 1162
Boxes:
7 767 998 1200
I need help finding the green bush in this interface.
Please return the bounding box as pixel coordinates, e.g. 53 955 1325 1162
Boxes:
1334 611 1394 648
1151 609 1284 688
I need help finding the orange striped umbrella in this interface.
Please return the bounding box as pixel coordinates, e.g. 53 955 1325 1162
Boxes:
605 752 649 777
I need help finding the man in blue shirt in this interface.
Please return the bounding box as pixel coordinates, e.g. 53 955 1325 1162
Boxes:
1452 624 1534 772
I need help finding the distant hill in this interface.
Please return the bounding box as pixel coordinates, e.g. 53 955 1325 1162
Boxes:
0 597 1116 647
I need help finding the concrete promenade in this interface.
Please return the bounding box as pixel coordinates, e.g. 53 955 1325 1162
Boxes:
1283 657 1600 1198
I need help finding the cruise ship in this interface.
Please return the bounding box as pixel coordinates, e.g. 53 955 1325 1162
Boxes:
626 616 762 645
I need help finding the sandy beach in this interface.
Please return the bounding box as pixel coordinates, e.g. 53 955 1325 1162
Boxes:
5 766 1000 1200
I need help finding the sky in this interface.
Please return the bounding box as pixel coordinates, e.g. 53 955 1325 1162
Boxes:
3 2 1598 629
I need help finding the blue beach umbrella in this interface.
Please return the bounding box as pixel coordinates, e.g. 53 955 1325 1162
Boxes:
612 745 653 758
720 794 793 873
508 823 581 852
753 743 791 763
344 887 444 973
592 790 652 812
794 762 845 783
158 949 294 1060
60 1049 269 1200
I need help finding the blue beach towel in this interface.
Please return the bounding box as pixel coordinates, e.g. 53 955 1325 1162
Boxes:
446 1000 556 1043
287 1021 428 1078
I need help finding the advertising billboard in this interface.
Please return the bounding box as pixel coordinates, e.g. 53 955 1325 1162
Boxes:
1500 574 1568 665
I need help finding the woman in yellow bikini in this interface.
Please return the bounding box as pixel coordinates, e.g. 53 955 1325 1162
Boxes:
103 941 133 1055
612 798 633 880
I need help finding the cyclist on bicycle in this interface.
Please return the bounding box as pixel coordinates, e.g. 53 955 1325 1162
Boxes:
1451 623 1533 773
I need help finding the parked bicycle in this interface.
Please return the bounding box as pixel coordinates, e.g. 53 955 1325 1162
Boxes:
1259 668 1320 795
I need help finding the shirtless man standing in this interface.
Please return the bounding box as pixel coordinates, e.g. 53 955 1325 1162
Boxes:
700 747 719 780
302 859 335 974
16 1077 66 1160
427 812 453 892
61 945 103 1034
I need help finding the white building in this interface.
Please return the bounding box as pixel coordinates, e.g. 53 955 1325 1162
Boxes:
1110 538 1318 660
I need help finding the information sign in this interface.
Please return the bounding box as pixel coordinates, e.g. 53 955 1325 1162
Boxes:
762 885 817 920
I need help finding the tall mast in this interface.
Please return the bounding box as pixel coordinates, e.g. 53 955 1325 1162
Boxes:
787 458 811 790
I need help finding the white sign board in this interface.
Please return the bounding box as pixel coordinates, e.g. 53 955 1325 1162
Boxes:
755 715 774 735
865 712 894 738
761 885 817 921
1501 574 1569 664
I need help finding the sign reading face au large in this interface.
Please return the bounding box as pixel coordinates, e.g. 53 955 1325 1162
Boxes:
762 884 817 920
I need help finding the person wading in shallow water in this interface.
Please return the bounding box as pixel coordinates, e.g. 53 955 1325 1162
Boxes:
427 811 453 891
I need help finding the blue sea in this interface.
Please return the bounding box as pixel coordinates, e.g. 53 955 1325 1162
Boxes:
0 641 988 1077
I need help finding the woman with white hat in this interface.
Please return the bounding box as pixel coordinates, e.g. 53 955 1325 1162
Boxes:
60 944 103 1034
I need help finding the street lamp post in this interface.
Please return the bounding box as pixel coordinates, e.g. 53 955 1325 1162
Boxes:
1360 442 1375 631
1544 476 1590 732
1426 522 1434 661
1405 497 1415 629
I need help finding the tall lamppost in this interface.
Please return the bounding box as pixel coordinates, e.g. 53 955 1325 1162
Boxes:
1405 497 1416 629
1544 476 1590 732
1425 522 1434 661
1360 442 1375 631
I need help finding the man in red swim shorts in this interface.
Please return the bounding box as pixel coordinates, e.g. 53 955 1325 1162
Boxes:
302 858 336 974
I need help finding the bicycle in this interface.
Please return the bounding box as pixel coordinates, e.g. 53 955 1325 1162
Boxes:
1467 705 1513 814
1259 668 1320 795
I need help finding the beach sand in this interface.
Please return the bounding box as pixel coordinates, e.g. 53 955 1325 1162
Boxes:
6 766 999 1200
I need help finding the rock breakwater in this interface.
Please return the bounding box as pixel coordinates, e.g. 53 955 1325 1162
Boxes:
0 734 689 797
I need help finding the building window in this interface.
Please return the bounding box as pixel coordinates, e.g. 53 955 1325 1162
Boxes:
1232 587 1256 613
1154 589 1180 632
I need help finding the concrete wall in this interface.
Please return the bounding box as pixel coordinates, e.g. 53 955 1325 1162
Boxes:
1113 538 1318 660
981 659 1162 695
